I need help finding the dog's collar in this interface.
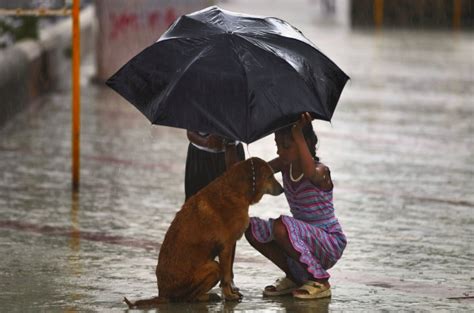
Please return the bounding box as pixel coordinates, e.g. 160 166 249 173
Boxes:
250 158 256 195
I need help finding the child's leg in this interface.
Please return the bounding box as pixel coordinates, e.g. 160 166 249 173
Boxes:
272 218 301 260
244 227 299 283
272 218 329 287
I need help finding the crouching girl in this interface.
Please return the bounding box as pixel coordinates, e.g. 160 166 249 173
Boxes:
246 113 346 299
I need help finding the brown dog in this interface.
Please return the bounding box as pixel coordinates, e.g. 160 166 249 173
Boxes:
124 157 283 308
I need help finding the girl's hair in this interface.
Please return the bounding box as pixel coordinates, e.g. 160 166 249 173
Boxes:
276 122 319 161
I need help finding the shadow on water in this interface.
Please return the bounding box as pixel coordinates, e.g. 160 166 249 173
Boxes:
124 296 331 313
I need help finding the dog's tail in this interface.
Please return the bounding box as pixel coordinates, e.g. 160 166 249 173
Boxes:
124 296 168 309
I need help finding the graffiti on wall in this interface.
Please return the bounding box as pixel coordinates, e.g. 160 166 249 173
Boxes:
108 8 177 40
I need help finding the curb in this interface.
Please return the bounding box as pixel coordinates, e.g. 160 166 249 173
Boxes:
0 6 95 128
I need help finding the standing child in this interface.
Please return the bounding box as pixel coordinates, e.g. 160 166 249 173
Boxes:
245 112 346 299
185 131 245 200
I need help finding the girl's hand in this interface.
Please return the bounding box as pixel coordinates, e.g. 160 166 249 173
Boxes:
292 112 312 138
207 134 226 150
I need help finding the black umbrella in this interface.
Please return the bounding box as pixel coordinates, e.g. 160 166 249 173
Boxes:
106 6 349 144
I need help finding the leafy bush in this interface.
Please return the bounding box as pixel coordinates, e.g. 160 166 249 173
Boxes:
0 16 38 48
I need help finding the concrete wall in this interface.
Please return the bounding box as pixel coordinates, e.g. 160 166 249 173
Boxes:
95 0 213 81
0 6 95 128
351 0 473 29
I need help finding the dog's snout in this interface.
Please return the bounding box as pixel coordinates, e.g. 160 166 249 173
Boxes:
268 177 284 196
273 182 284 195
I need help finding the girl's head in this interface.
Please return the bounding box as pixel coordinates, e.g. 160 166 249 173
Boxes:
274 122 319 165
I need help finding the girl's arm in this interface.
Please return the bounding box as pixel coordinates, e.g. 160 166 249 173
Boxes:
311 164 333 191
187 131 225 151
187 131 238 168
268 157 283 173
292 113 333 191
187 130 208 147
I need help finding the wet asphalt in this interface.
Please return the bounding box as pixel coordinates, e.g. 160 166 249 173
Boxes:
0 0 473 311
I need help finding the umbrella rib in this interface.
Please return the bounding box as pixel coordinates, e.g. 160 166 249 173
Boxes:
226 35 251 143
185 12 229 34
234 34 331 120
261 17 318 48
243 32 346 79
151 44 214 124
159 18 223 43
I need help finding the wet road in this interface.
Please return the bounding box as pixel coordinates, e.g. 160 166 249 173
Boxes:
0 0 473 311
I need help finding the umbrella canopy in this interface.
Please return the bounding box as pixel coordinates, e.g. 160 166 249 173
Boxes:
106 6 349 144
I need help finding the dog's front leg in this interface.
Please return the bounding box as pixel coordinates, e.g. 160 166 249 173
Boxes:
219 244 243 301
230 243 241 293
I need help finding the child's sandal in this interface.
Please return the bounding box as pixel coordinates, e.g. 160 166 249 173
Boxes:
292 281 331 299
263 277 298 296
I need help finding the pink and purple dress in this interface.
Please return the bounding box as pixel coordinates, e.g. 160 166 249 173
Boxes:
249 164 346 282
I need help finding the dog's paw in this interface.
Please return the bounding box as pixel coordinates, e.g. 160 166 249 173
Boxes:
223 289 243 302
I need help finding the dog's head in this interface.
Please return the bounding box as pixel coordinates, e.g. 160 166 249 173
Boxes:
238 157 283 204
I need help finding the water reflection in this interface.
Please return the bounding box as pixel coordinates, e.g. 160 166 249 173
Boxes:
265 296 330 313
126 296 331 313
0 0 472 311
67 191 82 311
69 191 81 272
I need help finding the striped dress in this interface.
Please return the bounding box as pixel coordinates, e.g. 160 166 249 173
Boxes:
249 164 346 281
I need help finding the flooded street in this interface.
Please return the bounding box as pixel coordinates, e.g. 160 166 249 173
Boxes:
0 0 473 311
